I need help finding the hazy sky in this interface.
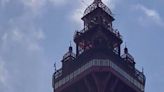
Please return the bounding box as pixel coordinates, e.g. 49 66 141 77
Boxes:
0 0 164 92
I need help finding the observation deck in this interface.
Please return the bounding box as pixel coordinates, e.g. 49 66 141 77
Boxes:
74 27 122 42
53 59 145 92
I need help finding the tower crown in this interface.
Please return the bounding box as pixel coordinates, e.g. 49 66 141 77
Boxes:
74 0 122 56
83 0 112 17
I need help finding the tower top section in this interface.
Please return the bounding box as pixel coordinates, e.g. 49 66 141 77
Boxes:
83 0 112 17
94 0 102 3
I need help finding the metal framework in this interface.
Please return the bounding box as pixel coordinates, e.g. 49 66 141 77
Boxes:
84 0 112 16
52 0 146 92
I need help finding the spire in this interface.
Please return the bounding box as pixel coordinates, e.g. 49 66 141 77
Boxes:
54 62 57 72
122 44 134 62
124 44 128 54
63 42 75 61
69 41 73 52
94 0 102 3
142 67 144 74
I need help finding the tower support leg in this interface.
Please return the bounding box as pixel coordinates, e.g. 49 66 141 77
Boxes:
110 78 119 92
92 73 111 92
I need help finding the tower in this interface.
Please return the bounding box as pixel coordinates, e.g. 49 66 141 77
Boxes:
52 0 146 92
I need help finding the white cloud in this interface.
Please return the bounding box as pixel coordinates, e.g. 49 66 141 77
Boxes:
0 58 8 88
12 29 24 42
0 1 49 92
108 0 120 9
7 29 44 52
0 25 47 92
0 0 68 17
49 0 68 6
0 0 73 92
21 0 68 10
0 0 10 7
21 0 46 13
136 4 164 26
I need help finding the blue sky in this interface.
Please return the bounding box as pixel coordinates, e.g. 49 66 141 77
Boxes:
0 0 164 92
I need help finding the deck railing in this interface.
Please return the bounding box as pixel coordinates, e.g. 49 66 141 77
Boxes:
74 27 122 41
53 59 145 91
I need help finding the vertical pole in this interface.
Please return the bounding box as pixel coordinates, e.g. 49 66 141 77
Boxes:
76 43 79 57
110 79 119 92
84 78 92 92
92 73 111 92
118 45 121 56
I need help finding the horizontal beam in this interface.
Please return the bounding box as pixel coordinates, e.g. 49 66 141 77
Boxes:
54 59 144 92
